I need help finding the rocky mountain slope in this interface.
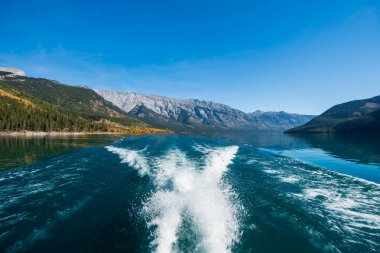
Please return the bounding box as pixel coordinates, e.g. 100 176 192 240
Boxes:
285 95 380 133
96 90 314 132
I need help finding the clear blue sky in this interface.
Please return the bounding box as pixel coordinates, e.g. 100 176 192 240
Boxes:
1 0 379 114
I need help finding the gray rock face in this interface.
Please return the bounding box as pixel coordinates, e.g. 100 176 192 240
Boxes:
95 90 314 132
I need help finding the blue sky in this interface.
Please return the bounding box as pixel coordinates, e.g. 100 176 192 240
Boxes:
1 0 379 114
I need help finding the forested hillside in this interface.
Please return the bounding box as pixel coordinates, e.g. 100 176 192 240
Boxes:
0 76 167 134
0 81 110 132
286 95 380 133
2 76 141 125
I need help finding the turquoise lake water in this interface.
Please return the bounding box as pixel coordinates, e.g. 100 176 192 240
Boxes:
0 133 379 252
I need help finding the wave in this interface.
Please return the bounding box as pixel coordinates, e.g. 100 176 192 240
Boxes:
107 144 241 253
299 187 380 230
248 151 380 251
144 145 240 253
106 146 149 176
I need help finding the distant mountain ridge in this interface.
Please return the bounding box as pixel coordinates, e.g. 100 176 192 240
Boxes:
96 90 314 132
286 95 380 133
0 69 315 133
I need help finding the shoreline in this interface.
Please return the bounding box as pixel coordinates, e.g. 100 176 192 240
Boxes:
0 131 130 137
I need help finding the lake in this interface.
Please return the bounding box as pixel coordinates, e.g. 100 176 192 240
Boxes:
0 133 379 252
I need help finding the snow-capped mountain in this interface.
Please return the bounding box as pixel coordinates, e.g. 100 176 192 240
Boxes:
95 90 314 132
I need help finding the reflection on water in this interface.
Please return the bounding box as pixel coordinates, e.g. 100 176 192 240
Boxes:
205 133 309 149
279 134 380 183
287 133 380 165
1 133 380 183
0 135 121 171
205 133 380 183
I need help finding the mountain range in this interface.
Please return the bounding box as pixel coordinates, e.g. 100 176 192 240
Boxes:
0 68 315 133
286 95 380 133
95 90 315 132
2 68 379 134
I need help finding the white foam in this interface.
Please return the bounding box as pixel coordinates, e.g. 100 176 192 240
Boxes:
153 149 195 188
303 188 334 199
146 191 183 253
280 176 300 184
203 146 239 182
144 145 240 253
299 187 380 232
106 146 149 176
263 169 279 174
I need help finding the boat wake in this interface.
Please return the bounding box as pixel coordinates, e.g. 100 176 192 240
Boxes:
106 144 241 253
